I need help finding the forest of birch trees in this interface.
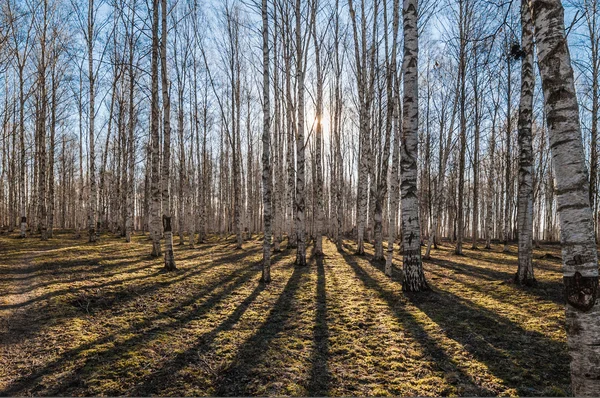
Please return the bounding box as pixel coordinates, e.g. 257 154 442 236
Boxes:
1 0 600 394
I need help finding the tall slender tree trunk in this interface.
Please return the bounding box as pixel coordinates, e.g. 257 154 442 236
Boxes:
503 50 512 252
455 1 467 255
515 0 535 286
312 0 324 257
294 0 307 266
149 0 161 257
161 0 176 270
377 0 398 263
401 0 428 292
471 48 481 249
125 6 137 243
485 96 498 249
38 0 48 241
386 38 400 276
19 68 26 238
261 0 272 282
87 0 97 243
347 0 371 256
530 0 600 394
48 56 57 239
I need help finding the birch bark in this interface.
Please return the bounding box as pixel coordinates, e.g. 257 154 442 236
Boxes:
516 0 535 285
261 0 272 282
401 0 428 291
530 0 600 393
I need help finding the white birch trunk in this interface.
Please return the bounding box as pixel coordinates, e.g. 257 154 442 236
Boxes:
294 0 307 266
401 0 428 292
516 0 535 285
261 0 272 282
87 0 97 243
161 0 175 270
149 0 162 257
530 0 600 394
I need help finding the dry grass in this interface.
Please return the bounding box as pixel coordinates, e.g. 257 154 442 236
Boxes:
0 231 569 396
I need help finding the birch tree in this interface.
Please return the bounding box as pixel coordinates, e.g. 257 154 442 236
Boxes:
294 0 307 266
149 0 162 257
530 0 600 393
160 0 176 270
515 0 535 285
401 0 428 291
86 0 97 242
261 0 272 282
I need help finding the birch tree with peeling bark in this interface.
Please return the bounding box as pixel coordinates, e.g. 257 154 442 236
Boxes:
261 0 272 282
86 0 97 242
294 0 307 266
149 0 162 257
515 0 535 286
347 0 377 255
311 0 324 257
160 0 176 270
401 0 428 292
530 0 600 393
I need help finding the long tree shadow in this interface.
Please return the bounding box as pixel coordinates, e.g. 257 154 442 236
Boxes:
425 257 564 306
0 260 261 396
131 282 267 395
124 249 293 395
408 288 569 395
0 253 222 321
213 264 310 396
0 258 160 307
340 251 569 395
306 256 330 396
464 249 562 273
1 243 292 396
1 258 156 296
210 246 262 266
339 251 492 395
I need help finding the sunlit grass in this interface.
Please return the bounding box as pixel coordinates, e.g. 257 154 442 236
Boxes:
0 231 569 396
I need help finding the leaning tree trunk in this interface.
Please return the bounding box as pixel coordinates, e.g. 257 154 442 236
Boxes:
400 0 428 292
261 0 272 282
530 0 600 394
515 0 535 286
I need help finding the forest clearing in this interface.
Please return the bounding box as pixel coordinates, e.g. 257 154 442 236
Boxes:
0 233 569 396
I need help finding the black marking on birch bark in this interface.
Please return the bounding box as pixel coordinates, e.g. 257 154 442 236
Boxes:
555 184 588 196
557 203 591 212
549 136 578 151
21 217 26 223
407 231 414 247
563 271 598 311
163 216 172 232
565 255 589 266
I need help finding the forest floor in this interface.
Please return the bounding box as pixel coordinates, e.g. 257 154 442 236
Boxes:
0 231 569 397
